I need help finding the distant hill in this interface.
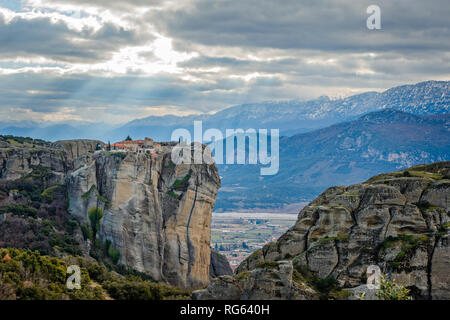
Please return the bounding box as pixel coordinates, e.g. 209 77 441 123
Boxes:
215 109 450 211
0 121 116 142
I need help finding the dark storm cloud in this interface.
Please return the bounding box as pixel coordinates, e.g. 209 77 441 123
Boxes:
150 0 450 52
0 10 150 62
181 56 251 69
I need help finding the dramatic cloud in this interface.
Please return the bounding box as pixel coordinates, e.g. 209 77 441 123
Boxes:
0 0 448 124
0 8 146 63
152 0 450 52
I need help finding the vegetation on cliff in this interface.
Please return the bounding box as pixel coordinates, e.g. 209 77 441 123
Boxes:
0 165 82 256
0 165 188 299
0 135 52 149
0 137 205 299
376 275 412 300
0 135 224 297
197 161 450 300
0 248 190 300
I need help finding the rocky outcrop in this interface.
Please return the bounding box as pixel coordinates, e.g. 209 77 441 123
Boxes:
67 148 220 289
0 144 66 182
0 138 101 182
54 139 104 163
210 250 233 278
347 285 379 300
0 137 221 290
200 162 450 300
193 260 318 300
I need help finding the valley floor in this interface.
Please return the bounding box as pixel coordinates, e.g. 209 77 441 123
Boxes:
211 212 298 269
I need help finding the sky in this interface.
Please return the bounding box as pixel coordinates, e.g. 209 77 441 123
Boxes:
0 0 449 124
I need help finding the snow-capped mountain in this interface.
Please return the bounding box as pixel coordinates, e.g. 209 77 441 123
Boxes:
215 109 450 211
111 80 449 141
1 80 447 142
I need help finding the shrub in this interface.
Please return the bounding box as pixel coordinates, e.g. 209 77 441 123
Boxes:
88 207 104 239
80 223 93 241
40 185 61 203
164 161 175 169
172 174 191 190
0 204 38 218
107 246 121 265
314 275 339 293
293 263 316 284
82 185 97 199
255 261 279 270
376 275 412 300
110 152 127 160
66 219 78 233
414 200 431 210
0 248 105 300
102 278 189 300
167 190 178 199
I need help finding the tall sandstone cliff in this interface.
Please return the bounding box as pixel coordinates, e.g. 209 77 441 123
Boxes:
195 162 450 300
0 138 221 289
68 149 220 289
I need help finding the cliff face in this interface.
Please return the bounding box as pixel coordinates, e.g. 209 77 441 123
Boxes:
0 139 103 182
0 137 221 290
193 260 319 300
196 162 450 300
67 148 220 289
0 146 65 182
210 250 233 278
54 139 104 163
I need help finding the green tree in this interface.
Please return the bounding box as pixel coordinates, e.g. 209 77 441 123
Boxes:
125 135 132 141
81 223 93 241
376 275 412 300
108 246 121 264
88 207 104 241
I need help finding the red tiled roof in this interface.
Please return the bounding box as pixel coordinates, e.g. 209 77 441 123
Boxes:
111 143 130 149
116 139 145 144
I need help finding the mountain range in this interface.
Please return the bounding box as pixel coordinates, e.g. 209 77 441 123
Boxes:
215 109 450 211
1 80 448 142
109 80 450 141
0 80 449 211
